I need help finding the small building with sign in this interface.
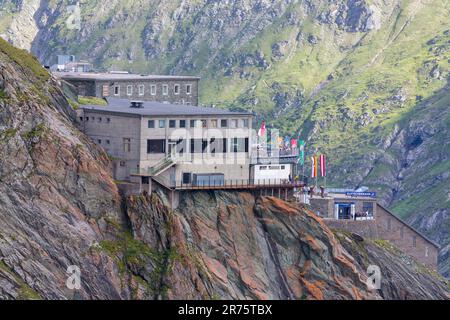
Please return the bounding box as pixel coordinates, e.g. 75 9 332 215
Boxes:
308 188 440 270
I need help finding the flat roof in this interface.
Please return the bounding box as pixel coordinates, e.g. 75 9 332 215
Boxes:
53 71 200 81
81 98 253 117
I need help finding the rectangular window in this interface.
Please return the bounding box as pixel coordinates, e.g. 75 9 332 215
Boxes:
114 86 120 95
210 119 218 128
243 119 249 128
85 117 89 121
231 119 238 128
98 117 102 123
222 138 227 153
260 166 267 170
102 85 109 97
182 172 191 184
147 139 165 154
123 138 131 153
201 120 207 128
174 84 180 95
162 84 168 95
138 84 145 96
221 119 228 128
150 84 156 95
127 85 132 96
79 117 83 122
231 138 247 152
190 119 198 128
179 120 186 128
190 139 208 153
186 84 192 94
159 120 166 128
148 120 155 128
97 139 102 144
169 120 176 128
209 138 216 154
107 118 111 123
106 140 110 145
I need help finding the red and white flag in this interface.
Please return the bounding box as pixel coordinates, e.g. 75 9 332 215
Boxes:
320 154 326 177
311 156 317 178
258 121 266 137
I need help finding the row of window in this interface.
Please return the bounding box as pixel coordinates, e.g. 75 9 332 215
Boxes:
79 117 249 129
80 116 110 123
107 83 192 97
148 118 249 129
146 138 249 154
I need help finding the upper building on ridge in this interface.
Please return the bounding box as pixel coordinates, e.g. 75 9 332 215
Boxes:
53 71 200 106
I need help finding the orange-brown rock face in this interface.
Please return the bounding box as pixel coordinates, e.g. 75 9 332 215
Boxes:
0 39 127 299
125 191 449 300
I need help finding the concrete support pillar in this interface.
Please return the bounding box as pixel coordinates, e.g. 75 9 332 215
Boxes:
148 177 152 194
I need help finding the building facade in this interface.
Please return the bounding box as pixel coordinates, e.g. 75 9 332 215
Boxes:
309 191 439 269
54 72 200 105
78 98 252 184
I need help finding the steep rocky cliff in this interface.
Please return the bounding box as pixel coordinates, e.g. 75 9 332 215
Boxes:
122 190 448 299
0 12 448 300
1 0 448 275
0 37 128 299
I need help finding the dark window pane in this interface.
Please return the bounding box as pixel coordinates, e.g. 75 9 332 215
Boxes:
148 120 155 128
182 172 191 184
169 120 176 128
179 120 186 128
147 139 166 153
221 119 227 127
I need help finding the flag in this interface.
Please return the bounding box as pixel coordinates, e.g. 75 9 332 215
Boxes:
258 121 266 137
298 140 305 165
291 139 298 149
284 137 290 147
277 136 283 147
311 155 317 178
320 154 326 177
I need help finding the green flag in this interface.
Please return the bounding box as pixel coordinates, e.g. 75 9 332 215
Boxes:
298 140 305 165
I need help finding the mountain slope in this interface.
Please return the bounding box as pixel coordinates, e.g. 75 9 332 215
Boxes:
0 0 449 275
0 39 448 299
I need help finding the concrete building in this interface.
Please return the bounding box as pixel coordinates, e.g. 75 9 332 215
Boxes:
78 98 253 185
55 72 200 105
308 189 439 269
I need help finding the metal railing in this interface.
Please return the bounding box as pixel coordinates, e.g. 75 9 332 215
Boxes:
171 178 306 190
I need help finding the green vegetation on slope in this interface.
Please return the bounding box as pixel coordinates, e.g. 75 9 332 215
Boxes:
0 37 49 82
